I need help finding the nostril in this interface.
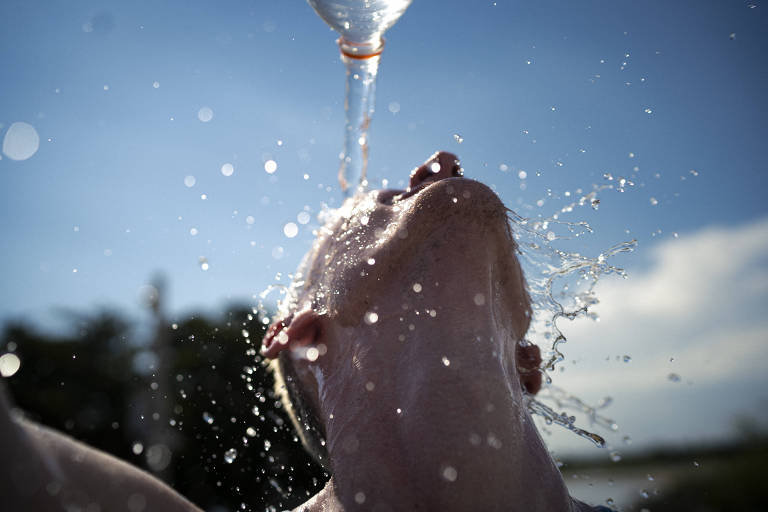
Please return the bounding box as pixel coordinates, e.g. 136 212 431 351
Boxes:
409 151 462 189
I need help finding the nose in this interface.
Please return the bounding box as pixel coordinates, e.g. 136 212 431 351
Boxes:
409 151 463 190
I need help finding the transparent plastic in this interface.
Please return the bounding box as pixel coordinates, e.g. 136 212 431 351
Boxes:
307 0 414 195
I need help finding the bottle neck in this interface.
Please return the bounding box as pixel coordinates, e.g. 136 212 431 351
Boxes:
338 36 384 59
337 38 383 196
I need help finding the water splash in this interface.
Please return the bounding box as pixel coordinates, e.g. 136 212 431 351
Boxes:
527 398 606 447
508 192 637 448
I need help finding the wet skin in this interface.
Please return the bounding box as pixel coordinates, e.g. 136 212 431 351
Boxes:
264 152 589 512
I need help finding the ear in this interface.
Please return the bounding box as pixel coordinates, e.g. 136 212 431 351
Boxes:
261 308 322 359
516 342 543 395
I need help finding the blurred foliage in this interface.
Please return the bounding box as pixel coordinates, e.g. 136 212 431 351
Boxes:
629 436 768 512
2 304 327 511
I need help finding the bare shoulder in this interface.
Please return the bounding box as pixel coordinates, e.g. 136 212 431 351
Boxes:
10 417 202 511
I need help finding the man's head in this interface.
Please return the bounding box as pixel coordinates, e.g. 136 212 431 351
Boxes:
263 151 541 471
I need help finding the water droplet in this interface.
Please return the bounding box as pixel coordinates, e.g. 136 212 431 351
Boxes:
668 373 681 382
297 211 311 225
639 489 649 499
264 439 272 451
189 227 198 236
729 32 736 40
197 107 214 123
364 311 379 325
518 170 527 180
221 163 234 176
693 460 700 467
396 408 402 415
246 427 257 437
132 442 144 455
453 133 464 144
283 222 299 238
246 215 255 225
649 197 658 206
623 355 632 363
365 381 375 391
546 231 556 241
388 101 400 113
441 356 451 367
473 293 486 306
199 257 210 271
2 122 40 161
412 283 423 293
184 175 196 187
152 81 160 88
224 448 237 463
610 451 622 462
442 466 458 482
271 246 284 260
202 412 214 424
644 107 653 114
0 353 21 377
367 258 376 265
306 347 320 361
264 160 278 174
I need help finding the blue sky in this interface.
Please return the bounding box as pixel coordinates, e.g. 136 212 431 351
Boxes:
2 0 767 458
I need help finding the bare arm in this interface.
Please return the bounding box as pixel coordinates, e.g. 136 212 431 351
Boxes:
0 383 202 511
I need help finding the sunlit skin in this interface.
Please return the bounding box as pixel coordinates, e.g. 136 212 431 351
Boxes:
264 152 593 511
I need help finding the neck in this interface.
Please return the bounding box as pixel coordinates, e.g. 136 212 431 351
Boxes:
299 302 573 511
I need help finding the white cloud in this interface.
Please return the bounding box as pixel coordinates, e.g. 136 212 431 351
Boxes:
610 217 768 317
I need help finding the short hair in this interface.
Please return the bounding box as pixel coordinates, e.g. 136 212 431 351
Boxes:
269 352 331 472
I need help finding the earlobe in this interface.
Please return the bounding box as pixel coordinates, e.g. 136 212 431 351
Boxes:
516 342 543 395
262 309 322 359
